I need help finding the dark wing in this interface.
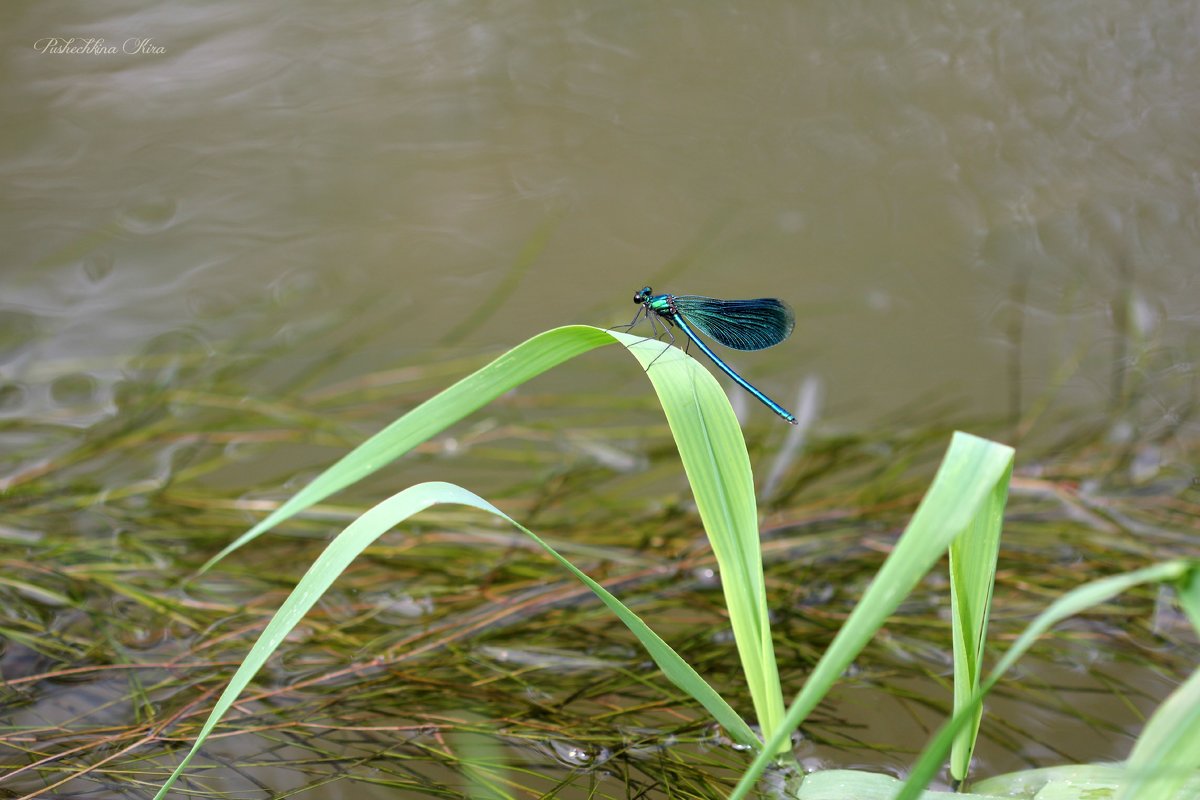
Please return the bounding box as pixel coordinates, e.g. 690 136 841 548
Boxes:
671 295 795 351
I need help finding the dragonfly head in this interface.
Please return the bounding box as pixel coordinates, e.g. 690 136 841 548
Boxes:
634 286 653 304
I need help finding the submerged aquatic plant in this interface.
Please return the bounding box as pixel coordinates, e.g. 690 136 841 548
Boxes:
149 325 1199 800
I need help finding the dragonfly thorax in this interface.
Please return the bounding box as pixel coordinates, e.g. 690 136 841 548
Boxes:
634 286 675 316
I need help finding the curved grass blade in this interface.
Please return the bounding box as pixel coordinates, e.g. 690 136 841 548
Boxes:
1118 567 1200 800
895 560 1196 800
622 335 786 743
948 471 1007 779
202 324 785 749
671 296 795 351
728 432 1015 800
201 325 616 572
1118 667 1200 800
153 482 757 799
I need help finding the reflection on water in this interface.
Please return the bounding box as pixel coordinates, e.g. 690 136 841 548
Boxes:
1 1 1197 797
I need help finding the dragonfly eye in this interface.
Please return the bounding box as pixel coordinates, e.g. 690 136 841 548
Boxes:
634 286 652 303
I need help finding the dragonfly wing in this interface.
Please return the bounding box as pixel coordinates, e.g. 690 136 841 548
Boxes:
672 295 795 351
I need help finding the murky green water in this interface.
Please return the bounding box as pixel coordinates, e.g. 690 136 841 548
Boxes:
2 2 1197 798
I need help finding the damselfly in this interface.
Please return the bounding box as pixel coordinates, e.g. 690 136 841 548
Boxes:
618 286 797 424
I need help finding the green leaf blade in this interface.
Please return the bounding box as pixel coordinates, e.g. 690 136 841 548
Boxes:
200 325 616 571
199 325 784 751
896 560 1196 800
622 336 784 744
156 481 757 799
948 457 1011 778
729 432 1015 800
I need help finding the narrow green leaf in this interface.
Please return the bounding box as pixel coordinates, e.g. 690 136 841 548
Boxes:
155 482 756 799
948 464 1009 778
1179 566 1200 639
448 711 516 800
729 432 1015 800
201 325 616 571
1119 569 1200 800
895 560 1196 800
624 337 785 745
203 325 783 750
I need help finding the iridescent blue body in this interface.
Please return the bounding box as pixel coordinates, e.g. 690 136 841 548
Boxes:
627 286 797 424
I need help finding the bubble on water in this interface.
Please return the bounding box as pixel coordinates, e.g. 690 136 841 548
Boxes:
547 739 608 767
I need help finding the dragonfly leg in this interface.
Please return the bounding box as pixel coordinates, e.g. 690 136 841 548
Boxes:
609 307 662 354
648 313 674 342
644 321 676 371
607 306 643 333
